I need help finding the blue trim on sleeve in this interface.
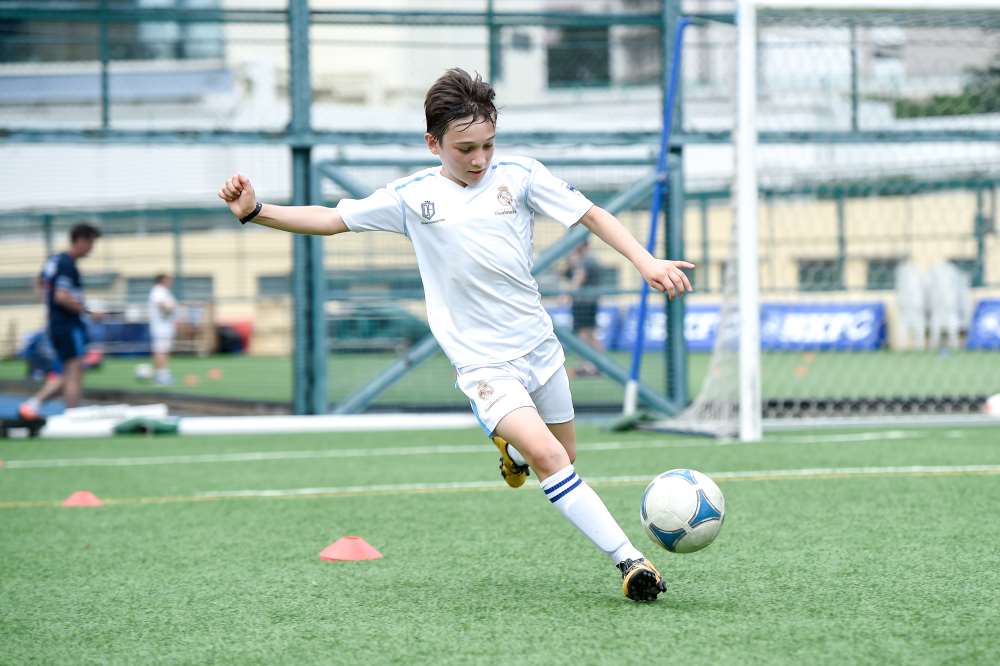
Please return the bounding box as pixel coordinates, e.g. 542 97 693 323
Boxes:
394 172 436 192
494 160 531 173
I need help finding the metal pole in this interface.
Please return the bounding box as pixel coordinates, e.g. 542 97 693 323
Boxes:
663 0 687 408
43 215 54 258
850 23 859 131
289 0 325 414
836 194 847 288
623 4 688 416
172 213 184 301
700 196 710 292
666 152 688 407
974 187 986 287
99 0 111 128
487 0 502 82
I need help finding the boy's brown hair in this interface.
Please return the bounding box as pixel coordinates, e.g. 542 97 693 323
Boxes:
69 223 101 243
424 68 498 142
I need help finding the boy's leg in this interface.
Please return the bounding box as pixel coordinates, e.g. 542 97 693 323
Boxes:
61 358 83 408
502 417 573 473
19 329 73 420
545 420 576 464
19 374 63 420
495 407 665 601
495 407 654 561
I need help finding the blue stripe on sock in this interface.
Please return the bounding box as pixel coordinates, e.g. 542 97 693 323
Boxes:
548 477 583 503
542 471 577 495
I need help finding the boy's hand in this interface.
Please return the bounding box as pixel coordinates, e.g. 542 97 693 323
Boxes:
641 259 695 299
218 174 257 219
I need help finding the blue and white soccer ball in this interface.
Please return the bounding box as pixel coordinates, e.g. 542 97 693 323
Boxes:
640 469 725 554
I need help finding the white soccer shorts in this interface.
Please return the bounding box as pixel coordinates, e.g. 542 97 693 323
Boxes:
456 335 575 435
151 335 174 354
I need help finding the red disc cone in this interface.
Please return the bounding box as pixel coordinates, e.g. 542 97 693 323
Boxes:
63 491 104 507
320 536 383 561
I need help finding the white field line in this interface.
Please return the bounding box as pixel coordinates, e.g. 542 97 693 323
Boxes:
0 429 939 470
196 464 1000 500
2 463 998 510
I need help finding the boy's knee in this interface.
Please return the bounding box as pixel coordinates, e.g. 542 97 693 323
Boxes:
530 445 571 478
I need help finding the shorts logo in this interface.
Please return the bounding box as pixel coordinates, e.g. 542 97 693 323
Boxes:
477 381 494 401
421 201 436 220
564 181 578 192
494 185 516 216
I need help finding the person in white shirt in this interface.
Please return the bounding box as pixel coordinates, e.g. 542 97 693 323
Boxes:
218 68 694 603
148 274 177 385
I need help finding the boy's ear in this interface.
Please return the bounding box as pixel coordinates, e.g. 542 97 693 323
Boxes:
425 132 440 155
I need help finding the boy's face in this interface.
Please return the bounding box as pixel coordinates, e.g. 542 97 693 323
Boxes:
425 116 496 188
71 237 96 258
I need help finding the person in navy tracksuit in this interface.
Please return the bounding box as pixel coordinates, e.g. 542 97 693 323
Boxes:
19 223 101 420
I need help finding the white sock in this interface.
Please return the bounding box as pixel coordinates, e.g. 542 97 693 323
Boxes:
540 464 643 565
506 442 527 467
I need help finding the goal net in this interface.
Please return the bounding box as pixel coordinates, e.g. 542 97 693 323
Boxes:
655 1 1000 440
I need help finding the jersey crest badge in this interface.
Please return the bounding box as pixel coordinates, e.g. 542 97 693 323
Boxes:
497 185 513 207
420 201 436 221
495 186 516 216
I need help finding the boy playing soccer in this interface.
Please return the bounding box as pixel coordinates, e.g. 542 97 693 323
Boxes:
218 68 693 602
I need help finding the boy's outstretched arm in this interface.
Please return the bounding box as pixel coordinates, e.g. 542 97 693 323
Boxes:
579 205 694 299
218 174 348 235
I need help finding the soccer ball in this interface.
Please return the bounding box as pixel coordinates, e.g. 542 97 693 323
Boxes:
134 363 153 381
640 469 725 554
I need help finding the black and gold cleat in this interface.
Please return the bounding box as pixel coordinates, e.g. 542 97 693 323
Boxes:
491 435 530 488
617 558 666 602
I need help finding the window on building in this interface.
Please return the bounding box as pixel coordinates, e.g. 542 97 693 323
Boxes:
866 257 900 290
797 258 843 292
547 26 610 88
1 1 223 63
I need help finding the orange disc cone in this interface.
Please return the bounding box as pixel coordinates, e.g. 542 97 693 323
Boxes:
63 491 103 507
320 536 383 561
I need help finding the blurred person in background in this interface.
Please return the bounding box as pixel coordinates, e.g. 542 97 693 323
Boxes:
19 223 102 420
926 261 972 352
563 240 604 377
149 273 178 385
895 260 927 351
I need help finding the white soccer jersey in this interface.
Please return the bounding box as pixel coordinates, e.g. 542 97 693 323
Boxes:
148 284 177 338
337 155 594 367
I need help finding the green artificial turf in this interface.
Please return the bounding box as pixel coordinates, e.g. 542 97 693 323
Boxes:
2 425 999 664
2 348 996 409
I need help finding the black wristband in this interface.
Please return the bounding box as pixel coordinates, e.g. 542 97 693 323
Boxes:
240 201 263 224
